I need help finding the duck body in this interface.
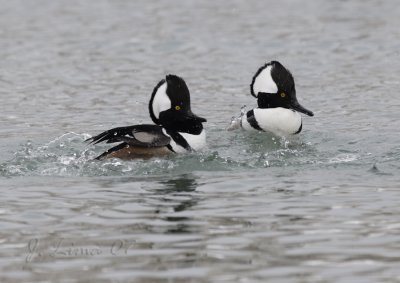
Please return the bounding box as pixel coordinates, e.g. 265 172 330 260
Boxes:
241 107 302 136
87 124 206 160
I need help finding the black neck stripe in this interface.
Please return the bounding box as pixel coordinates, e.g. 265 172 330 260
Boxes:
166 130 194 152
294 123 302 134
166 144 175 152
247 110 263 131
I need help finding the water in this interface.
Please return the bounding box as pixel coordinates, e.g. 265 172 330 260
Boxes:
1 0 400 282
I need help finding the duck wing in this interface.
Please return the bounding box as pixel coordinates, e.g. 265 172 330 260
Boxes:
86 124 171 148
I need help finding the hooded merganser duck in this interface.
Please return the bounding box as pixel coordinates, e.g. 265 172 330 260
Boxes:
87 74 207 160
228 61 314 136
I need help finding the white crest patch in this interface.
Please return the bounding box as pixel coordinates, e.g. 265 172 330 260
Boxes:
252 65 278 96
152 82 171 119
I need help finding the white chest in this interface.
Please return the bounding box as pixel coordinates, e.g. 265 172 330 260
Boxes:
164 130 206 153
242 108 302 136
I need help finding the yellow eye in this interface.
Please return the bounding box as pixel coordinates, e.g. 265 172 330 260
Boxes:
280 92 286 98
175 105 181 111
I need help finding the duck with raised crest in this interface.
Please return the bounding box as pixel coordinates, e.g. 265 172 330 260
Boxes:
87 75 207 160
228 61 314 136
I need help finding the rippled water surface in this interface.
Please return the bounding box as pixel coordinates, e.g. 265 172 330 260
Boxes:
1 0 400 282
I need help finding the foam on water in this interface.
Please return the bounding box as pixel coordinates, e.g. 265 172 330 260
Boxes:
1 127 389 182
0 131 317 177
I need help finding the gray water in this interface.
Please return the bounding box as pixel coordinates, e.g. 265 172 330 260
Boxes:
1 0 400 282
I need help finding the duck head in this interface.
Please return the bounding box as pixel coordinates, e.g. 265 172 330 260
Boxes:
149 74 207 133
250 61 314 116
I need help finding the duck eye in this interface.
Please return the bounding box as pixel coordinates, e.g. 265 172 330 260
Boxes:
175 105 181 111
280 92 286 98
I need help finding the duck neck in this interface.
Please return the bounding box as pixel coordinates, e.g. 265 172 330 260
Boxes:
162 119 204 135
257 93 288 109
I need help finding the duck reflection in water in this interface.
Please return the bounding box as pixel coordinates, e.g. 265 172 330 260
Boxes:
155 175 201 234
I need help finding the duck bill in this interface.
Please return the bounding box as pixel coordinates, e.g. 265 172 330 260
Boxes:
185 111 207 122
290 99 314 117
